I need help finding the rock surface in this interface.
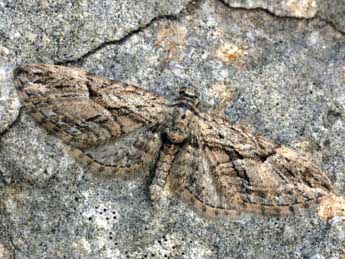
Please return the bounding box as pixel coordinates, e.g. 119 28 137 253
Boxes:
223 0 318 18
0 0 345 258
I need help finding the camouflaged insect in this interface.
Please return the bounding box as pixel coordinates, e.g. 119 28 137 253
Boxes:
14 64 333 218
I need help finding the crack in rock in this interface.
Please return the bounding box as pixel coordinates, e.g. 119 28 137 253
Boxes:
0 107 22 140
56 0 201 66
60 0 345 66
55 14 182 66
218 0 345 36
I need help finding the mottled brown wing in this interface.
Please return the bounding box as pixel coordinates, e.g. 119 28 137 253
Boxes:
169 115 333 217
14 64 171 147
14 64 170 174
66 125 162 175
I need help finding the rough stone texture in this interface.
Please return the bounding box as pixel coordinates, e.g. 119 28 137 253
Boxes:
0 0 190 63
222 0 318 18
222 0 345 35
0 55 19 134
318 0 345 34
1 0 345 258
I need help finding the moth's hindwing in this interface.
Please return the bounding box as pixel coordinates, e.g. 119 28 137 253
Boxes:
14 64 171 174
167 115 333 217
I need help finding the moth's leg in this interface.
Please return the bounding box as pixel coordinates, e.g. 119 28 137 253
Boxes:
149 143 179 201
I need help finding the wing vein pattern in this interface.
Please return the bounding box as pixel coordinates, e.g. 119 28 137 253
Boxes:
15 64 333 218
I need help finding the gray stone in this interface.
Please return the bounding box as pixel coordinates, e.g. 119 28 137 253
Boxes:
318 0 345 33
0 53 20 134
222 0 345 34
222 0 317 18
1 0 345 258
0 0 190 63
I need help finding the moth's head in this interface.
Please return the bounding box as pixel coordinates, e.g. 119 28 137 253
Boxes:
177 87 200 107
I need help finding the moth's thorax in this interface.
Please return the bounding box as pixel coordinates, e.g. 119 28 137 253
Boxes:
165 103 194 144
175 87 199 107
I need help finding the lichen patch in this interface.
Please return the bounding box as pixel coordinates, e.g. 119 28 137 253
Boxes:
208 83 236 114
215 41 248 69
318 194 345 222
0 244 12 259
287 0 317 18
155 22 187 63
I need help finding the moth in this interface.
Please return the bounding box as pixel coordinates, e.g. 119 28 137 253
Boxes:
14 64 333 218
